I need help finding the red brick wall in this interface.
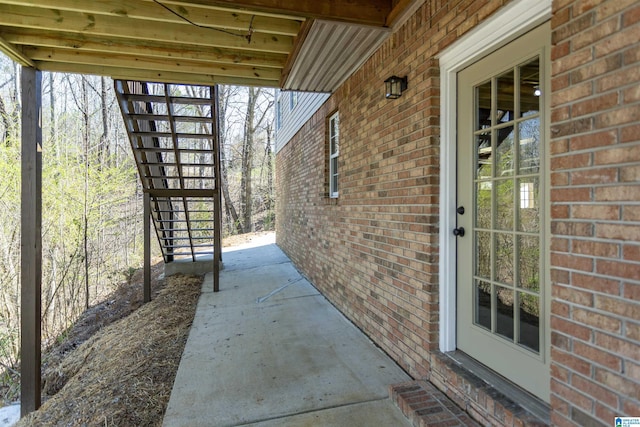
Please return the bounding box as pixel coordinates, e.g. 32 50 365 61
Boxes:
277 0 515 381
550 0 640 425
276 0 640 425
276 54 440 380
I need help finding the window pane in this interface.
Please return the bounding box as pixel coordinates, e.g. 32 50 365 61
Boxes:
495 285 514 340
331 157 338 194
519 57 540 118
476 132 492 179
495 179 514 230
475 280 492 330
330 119 339 155
476 80 492 131
518 235 539 291
517 177 539 232
518 292 539 352
495 127 515 176
475 231 491 280
329 113 339 197
495 232 513 285
519 118 540 174
497 69 515 123
476 181 491 229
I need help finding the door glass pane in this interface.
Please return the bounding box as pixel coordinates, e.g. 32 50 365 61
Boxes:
476 133 492 178
518 292 539 352
467 52 542 359
476 182 491 229
497 69 515 123
475 280 492 330
476 80 492 131
495 285 514 340
475 231 491 279
495 179 514 230
520 58 540 117
495 233 513 285
518 235 540 291
458 28 548 398
495 127 515 176
518 177 539 232
519 118 540 174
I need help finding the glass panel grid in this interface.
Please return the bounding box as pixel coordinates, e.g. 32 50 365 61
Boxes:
472 56 542 354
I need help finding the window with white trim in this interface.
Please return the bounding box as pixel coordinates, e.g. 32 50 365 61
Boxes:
329 112 339 198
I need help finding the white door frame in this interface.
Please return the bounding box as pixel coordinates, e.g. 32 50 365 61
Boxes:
438 0 552 352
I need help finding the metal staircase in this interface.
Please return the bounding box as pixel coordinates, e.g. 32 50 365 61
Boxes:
115 80 222 290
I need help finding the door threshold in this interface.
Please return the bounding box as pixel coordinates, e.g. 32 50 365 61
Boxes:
443 351 550 423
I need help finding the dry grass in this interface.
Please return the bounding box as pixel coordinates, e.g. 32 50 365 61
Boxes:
16 273 202 427
10 232 270 426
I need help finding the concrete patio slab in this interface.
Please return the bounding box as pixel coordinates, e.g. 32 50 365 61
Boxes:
163 233 411 427
245 400 413 426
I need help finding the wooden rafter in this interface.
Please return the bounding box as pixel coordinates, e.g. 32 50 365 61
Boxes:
1 29 288 69
1 0 302 35
37 62 280 87
171 0 392 27
0 4 294 53
24 47 282 81
0 0 304 87
0 0 425 90
0 33 34 66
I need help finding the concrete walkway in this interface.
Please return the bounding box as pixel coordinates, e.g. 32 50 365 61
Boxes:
163 234 412 426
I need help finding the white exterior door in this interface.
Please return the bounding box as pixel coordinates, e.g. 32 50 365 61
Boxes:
456 23 550 400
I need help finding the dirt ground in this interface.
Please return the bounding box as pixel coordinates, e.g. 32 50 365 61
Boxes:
12 232 270 426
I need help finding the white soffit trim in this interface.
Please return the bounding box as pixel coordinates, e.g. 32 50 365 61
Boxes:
284 20 390 92
438 0 552 69
438 0 552 352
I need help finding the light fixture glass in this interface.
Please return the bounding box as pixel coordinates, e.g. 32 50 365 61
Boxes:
385 75 408 99
533 85 541 97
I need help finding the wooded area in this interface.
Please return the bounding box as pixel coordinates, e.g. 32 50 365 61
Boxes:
0 52 275 402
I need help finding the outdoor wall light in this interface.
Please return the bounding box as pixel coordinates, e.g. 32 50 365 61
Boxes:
533 85 541 97
384 75 408 99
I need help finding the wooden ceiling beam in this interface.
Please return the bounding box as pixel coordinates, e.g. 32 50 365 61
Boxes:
24 46 281 81
0 0 301 36
0 4 293 54
386 0 423 28
0 34 35 67
2 29 288 69
35 61 280 87
168 0 392 27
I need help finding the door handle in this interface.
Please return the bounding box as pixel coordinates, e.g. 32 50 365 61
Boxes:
453 227 465 237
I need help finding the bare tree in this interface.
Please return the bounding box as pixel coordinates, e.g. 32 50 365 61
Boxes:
0 95 9 144
99 76 110 168
240 87 258 232
217 86 242 234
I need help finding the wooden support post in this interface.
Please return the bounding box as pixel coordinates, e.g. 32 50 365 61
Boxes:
212 85 222 293
20 67 42 417
144 191 151 303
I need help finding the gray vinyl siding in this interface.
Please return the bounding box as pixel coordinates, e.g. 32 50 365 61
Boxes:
275 91 330 153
